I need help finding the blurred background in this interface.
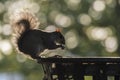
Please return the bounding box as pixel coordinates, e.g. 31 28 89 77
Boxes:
0 0 120 80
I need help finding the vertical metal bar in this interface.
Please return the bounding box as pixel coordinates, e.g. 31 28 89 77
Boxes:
93 73 107 80
56 63 65 80
93 64 107 80
42 63 53 80
115 76 119 80
73 63 84 80
101 64 107 80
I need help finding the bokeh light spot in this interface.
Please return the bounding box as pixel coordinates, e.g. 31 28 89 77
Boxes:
65 0 81 10
8 0 40 15
93 0 106 12
45 25 56 32
55 14 72 27
78 14 91 26
89 8 102 20
86 27 111 41
104 37 118 52
2 24 12 36
65 30 79 49
0 40 12 55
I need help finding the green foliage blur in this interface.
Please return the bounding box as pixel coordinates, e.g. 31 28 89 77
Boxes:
0 0 120 80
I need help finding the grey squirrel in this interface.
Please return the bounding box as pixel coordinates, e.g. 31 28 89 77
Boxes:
11 11 65 60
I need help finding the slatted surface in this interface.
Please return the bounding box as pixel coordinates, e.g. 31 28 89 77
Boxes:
38 57 120 80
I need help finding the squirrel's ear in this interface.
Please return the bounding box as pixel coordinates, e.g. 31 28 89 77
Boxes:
56 28 61 32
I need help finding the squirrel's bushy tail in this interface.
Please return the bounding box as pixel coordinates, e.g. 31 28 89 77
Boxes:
10 10 39 52
10 10 39 35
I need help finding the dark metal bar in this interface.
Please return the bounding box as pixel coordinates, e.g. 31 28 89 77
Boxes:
72 63 84 80
39 57 120 63
55 63 66 80
115 76 120 80
39 58 120 80
93 74 107 80
42 63 53 80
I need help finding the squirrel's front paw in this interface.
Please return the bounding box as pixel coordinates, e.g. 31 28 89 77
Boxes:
60 45 65 49
61 46 65 49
